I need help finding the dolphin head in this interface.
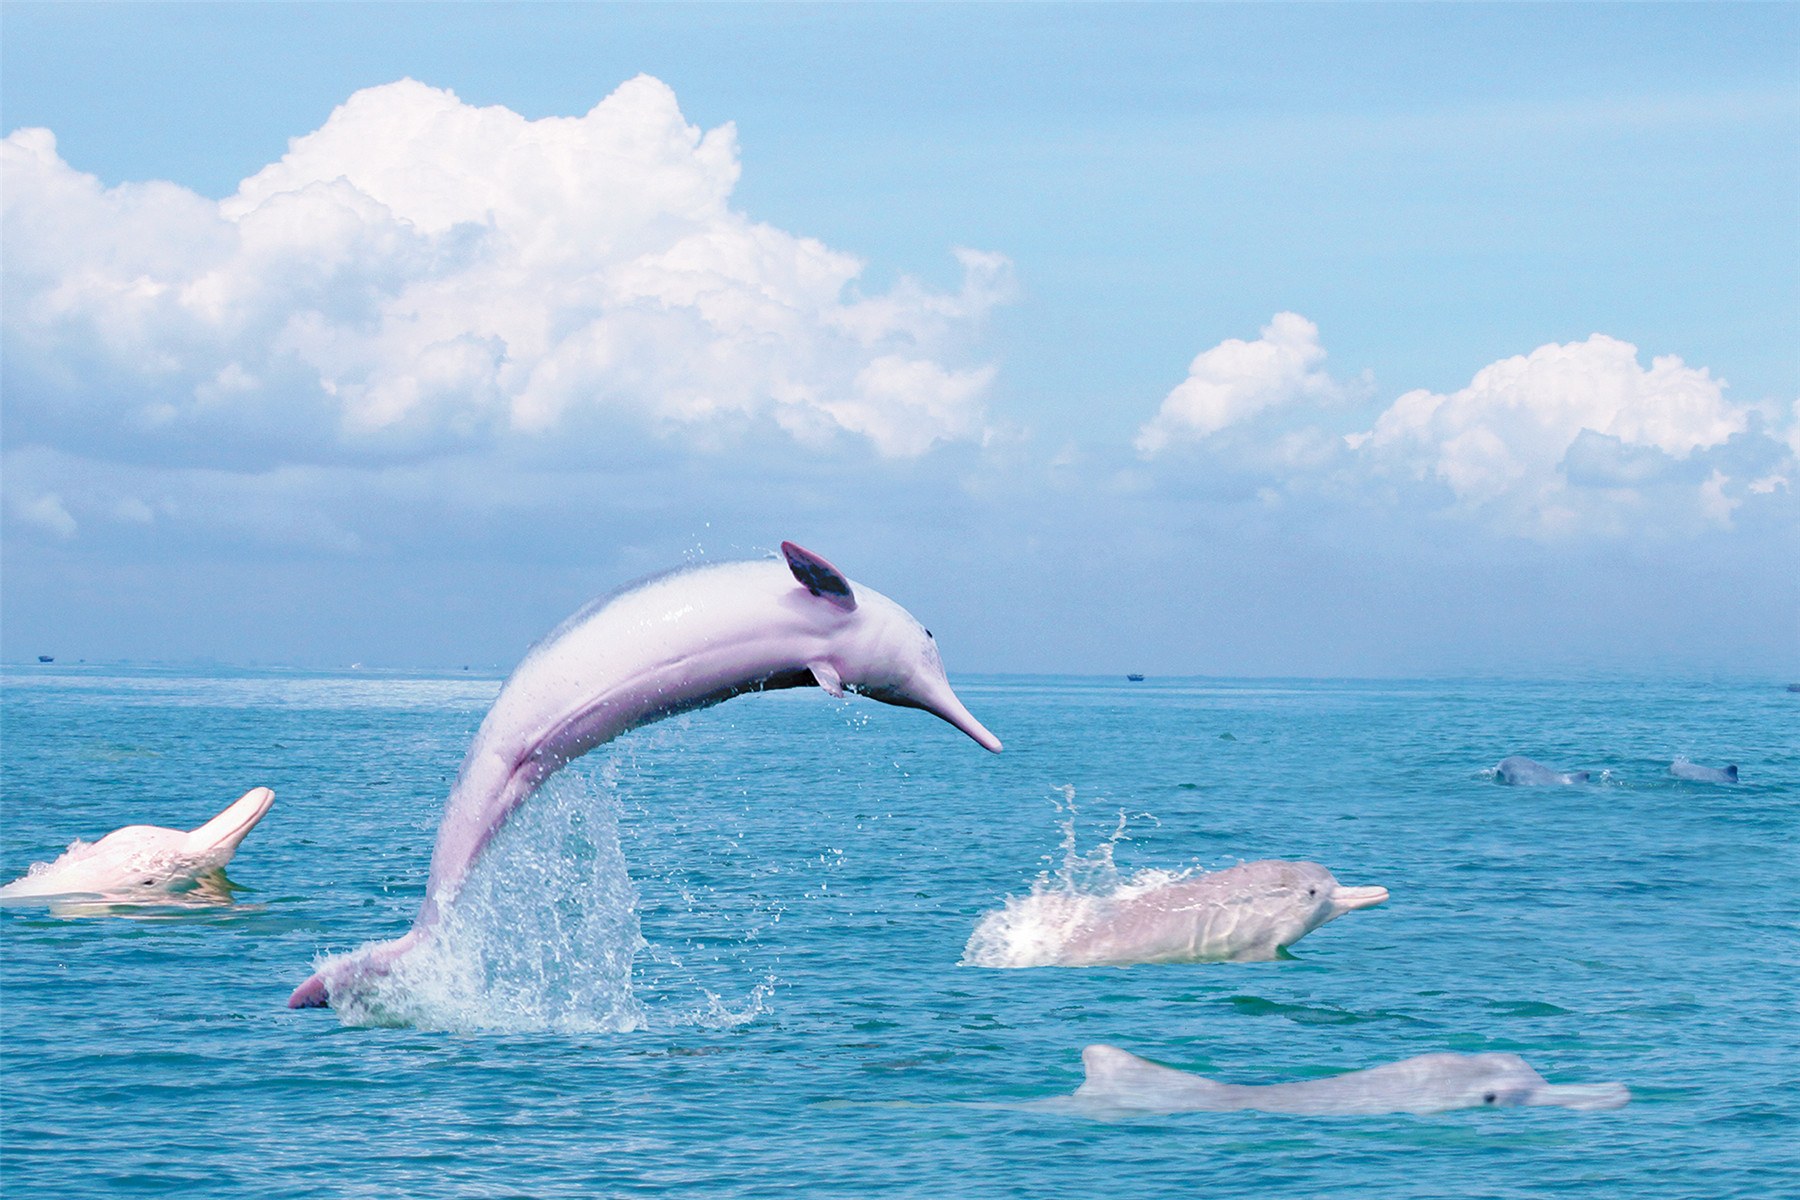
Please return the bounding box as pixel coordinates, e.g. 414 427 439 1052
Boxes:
1409 1053 1630 1113
781 542 1002 752
1227 860 1389 951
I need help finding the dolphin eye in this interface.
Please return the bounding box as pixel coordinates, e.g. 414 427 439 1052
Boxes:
1308 887 1317 897
1483 1092 1497 1105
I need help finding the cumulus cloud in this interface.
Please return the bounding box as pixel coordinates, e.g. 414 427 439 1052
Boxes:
1135 312 1354 455
2 76 1010 469
1346 332 1785 536
1141 319 1794 541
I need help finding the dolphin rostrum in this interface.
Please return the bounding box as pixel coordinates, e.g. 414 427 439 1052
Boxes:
1494 756 1589 785
1060 1044 1629 1116
1669 760 1738 784
288 543 1001 1008
963 860 1388 968
0 786 274 903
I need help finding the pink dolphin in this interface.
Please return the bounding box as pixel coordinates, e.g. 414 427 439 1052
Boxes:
1064 1044 1629 1115
289 543 1000 1008
0 786 274 903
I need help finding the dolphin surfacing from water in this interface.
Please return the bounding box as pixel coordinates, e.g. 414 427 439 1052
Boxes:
1494 756 1589 785
962 860 1388 968
0 787 274 904
1669 760 1738 784
1062 1044 1629 1116
289 543 1001 1009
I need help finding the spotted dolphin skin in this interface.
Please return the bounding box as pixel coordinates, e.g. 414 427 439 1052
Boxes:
963 860 1388 968
1495 755 1589 785
0 787 274 903
1669 761 1738 784
289 543 1001 1009
1061 1044 1629 1116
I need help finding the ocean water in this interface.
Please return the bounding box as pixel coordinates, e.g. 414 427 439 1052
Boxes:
2 665 1795 1197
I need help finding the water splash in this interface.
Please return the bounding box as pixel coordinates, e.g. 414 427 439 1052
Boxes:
962 786 1182 969
317 765 777 1033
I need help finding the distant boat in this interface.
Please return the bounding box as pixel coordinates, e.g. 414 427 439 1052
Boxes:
1127 673 1145 682
37 655 53 663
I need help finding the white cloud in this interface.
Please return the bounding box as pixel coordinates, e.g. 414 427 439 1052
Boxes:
1139 319 1794 541
1346 332 1769 535
13 491 77 539
2 76 1009 465
1135 312 1350 455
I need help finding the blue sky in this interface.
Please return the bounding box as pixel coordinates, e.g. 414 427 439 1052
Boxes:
3 3 1795 676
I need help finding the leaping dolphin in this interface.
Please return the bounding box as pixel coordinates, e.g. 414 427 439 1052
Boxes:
1494 756 1589 785
1669 760 1738 784
0 786 274 903
1059 1044 1629 1116
289 542 1001 1009
962 860 1388 968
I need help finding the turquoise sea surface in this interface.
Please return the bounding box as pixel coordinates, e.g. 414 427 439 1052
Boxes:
2 666 1794 1197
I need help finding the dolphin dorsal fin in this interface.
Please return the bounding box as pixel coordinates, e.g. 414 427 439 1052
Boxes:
781 542 856 611
1075 1044 1232 1109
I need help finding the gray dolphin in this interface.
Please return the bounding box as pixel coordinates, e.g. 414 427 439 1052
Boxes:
962 860 1388 968
1494 756 1589 785
1669 760 1738 784
1058 1044 1629 1116
289 543 1000 1009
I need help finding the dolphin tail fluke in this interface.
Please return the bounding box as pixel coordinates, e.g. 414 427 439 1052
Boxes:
286 929 425 1010
184 787 274 856
287 973 331 1008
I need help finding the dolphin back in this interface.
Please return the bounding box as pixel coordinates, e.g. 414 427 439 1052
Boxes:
1496 756 1586 785
1067 1046 1629 1116
1075 1045 1234 1112
1670 760 1738 783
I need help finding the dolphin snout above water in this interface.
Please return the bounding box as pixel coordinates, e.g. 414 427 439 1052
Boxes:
289 542 999 1010
1060 1044 1629 1116
0 786 274 902
963 860 1388 968
1494 756 1589 785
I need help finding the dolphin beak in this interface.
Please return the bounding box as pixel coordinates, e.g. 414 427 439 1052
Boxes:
184 786 275 855
1528 1082 1631 1111
918 680 1003 752
1330 884 1389 913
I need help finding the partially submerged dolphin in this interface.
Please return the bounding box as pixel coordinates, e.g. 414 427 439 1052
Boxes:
1494 756 1589 785
289 542 1001 1009
1669 760 1738 784
962 860 1388 968
0 786 274 903
1061 1044 1629 1116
